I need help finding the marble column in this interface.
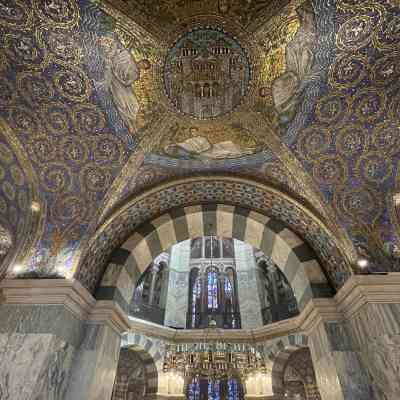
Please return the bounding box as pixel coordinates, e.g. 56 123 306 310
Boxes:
164 241 191 328
234 240 263 328
0 279 129 400
336 273 400 400
300 299 376 400
65 301 129 400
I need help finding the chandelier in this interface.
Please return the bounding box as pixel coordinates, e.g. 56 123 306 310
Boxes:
163 332 269 379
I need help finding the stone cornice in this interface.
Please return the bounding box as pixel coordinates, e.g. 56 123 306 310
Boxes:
2 274 399 340
89 300 131 334
0 279 130 334
129 317 177 340
296 298 342 335
335 273 400 320
0 279 95 320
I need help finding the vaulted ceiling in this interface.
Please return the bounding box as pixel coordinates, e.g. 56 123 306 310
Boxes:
1 0 400 284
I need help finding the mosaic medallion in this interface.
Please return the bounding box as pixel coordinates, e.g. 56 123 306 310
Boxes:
164 28 251 120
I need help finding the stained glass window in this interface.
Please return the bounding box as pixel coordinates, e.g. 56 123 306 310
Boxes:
192 275 202 327
222 238 234 258
224 275 233 298
188 376 243 400
228 377 240 400
207 269 219 311
208 378 221 400
187 375 200 400
191 238 203 258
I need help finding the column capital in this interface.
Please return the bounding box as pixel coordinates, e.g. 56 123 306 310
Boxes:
0 278 130 334
89 300 131 334
0 278 95 320
297 298 342 335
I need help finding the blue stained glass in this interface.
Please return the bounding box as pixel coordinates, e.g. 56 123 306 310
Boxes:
192 276 202 327
188 376 200 400
208 378 220 400
224 277 233 297
228 377 239 400
207 270 218 310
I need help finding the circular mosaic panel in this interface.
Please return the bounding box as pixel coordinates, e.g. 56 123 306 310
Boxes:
164 28 251 120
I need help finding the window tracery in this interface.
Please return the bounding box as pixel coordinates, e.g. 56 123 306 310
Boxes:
131 253 169 324
256 256 299 325
187 238 240 329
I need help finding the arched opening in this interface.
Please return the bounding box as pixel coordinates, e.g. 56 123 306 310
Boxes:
76 178 354 297
271 346 322 400
130 253 169 325
111 346 158 400
74 179 354 400
126 237 302 330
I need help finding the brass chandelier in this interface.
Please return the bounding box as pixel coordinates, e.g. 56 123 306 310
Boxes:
163 337 268 378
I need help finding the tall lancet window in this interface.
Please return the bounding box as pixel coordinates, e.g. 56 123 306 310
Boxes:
207 267 219 311
228 377 243 400
187 375 201 400
208 378 221 400
189 268 202 328
224 268 239 329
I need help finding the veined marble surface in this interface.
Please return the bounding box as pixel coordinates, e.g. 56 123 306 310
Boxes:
309 321 376 400
347 303 400 400
0 334 75 400
65 324 121 400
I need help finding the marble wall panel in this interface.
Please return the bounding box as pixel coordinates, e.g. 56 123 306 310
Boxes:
0 334 75 400
0 304 85 400
65 324 121 400
234 240 263 328
164 241 190 328
308 321 376 400
346 303 400 400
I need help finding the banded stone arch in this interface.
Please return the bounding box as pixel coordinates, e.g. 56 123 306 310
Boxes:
263 334 309 397
76 177 354 295
120 332 168 397
96 205 333 313
114 336 161 400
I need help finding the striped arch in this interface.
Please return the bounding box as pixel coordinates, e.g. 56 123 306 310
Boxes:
121 332 168 396
116 337 162 399
121 332 166 373
96 204 333 314
263 334 309 397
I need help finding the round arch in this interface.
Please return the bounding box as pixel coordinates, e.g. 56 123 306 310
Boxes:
113 344 159 400
266 334 310 398
74 177 354 296
95 205 335 314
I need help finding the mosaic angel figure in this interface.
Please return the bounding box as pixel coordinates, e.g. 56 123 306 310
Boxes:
272 1 317 123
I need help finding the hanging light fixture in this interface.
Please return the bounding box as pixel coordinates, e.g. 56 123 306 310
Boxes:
163 327 270 379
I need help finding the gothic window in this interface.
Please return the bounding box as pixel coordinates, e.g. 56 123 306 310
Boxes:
130 258 168 324
187 375 200 400
228 377 243 400
208 378 221 400
191 238 203 258
187 376 243 400
187 265 240 329
189 268 202 328
222 238 234 258
207 267 219 311
223 268 239 329
258 258 299 325
205 236 221 258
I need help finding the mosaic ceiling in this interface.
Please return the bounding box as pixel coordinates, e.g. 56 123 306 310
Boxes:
1 0 400 283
